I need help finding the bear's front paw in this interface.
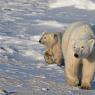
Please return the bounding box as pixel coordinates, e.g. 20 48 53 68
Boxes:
68 79 79 87
44 52 51 56
44 53 54 64
81 83 91 89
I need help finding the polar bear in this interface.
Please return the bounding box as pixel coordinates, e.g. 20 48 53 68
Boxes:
62 22 95 89
39 32 64 66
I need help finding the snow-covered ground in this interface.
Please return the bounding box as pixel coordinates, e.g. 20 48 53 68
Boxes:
0 0 95 95
49 0 95 10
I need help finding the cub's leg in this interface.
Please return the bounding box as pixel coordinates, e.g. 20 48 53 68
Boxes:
44 48 54 64
81 59 95 89
65 48 80 86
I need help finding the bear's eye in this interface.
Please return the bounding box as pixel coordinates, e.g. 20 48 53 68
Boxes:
44 37 46 39
81 46 84 48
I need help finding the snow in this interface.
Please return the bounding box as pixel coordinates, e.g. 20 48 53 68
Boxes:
49 0 95 10
33 20 64 28
0 0 95 94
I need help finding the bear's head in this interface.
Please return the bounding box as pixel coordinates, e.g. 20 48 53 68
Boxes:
73 39 95 58
39 32 58 47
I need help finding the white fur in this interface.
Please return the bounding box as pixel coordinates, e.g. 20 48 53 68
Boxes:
62 22 95 89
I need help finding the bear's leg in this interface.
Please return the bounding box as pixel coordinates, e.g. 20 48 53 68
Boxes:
57 58 65 67
65 50 80 86
81 59 95 89
44 48 54 64
44 53 54 64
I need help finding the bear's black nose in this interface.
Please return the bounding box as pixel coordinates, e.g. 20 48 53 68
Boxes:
39 40 41 43
74 53 79 58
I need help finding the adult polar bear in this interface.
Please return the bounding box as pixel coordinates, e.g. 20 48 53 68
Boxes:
62 22 95 89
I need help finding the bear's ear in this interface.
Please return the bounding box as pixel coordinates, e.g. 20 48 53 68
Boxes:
54 34 59 42
89 39 95 46
54 34 57 38
42 31 48 35
50 33 56 38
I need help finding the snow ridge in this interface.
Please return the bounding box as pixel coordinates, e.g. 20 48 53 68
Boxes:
49 0 95 10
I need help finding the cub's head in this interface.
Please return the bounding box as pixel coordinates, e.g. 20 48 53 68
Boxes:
73 39 95 58
39 32 58 47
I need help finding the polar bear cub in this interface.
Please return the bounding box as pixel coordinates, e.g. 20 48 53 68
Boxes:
62 22 95 89
39 32 64 66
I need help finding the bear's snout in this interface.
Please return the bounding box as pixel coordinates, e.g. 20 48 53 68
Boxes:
74 53 79 58
39 39 41 43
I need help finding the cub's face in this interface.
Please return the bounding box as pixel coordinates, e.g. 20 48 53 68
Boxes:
39 32 58 47
73 39 95 58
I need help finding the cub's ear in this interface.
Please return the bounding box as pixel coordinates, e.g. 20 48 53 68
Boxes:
42 31 48 35
53 34 58 42
89 39 95 46
54 34 58 38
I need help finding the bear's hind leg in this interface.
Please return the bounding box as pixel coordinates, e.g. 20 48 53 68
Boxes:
81 59 95 89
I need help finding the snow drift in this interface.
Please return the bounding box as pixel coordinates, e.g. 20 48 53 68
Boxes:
49 0 95 10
